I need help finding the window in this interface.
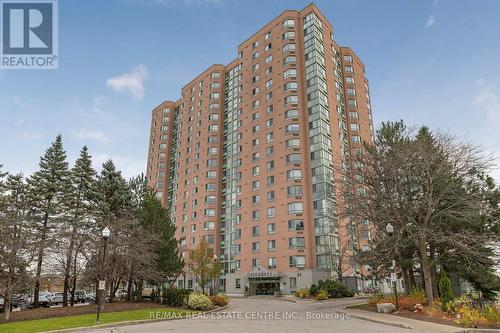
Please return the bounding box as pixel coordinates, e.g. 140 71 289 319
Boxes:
265 54 272 64
252 51 259 60
252 100 260 108
284 95 298 105
285 109 299 119
207 159 217 166
282 43 296 53
252 152 260 162
345 77 354 84
266 175 275 186
343 55 353 62
288 219 304 231
252 195 260 204
207 147 218 155
351 123 360 131
267 223 276 234
252 124 260 133
210 82 220 89
289 255 305 267
266 146 274 156
208 124 218 132
268 257 276 269
252 40 259 49
252 242 260 253
284 82 298 91
211 72 220 79
204 208 216 217
235 278 241 289
252 112 260 121
252 210 260 221
265 43 272 52
252 138 260 147
265 79 273 89
252 225 260 236
266 160 274 171
282 31 295 40
287 202 304 214
345 66 353 73
268 240 276 251
286 138 300 149
283 69 297 79
267 206 276 217
286 123 300 134
348 99 357 108
210 92 220 100
346 88 356 96
287 185 303 197
266 118 273 128
205 195 216 203
206 171 217 179
264 31 271 40
265 67 272 76
287 169 302 180
266 132 274 142
265 105 273 114
203 221 215 230
206 183 216 191
252 87 259 95
290 277 297 290
252 166 260 176
252 180 260 190
286 153 301 164
349 111 359 119
282 19 295 29
283 56 296 65
289 237 305 249
252 258 260 268
265 92 273 101
352 135 361 143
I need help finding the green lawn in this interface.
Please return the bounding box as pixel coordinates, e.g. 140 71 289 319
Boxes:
0 308 196 333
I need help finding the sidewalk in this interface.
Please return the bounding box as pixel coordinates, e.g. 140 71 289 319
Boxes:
337 306 463 333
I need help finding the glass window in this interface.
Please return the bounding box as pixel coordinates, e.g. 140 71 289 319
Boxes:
289 256 305 267
287 202 304 214
288 219 304 231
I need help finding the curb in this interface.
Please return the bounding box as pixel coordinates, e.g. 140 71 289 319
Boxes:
335 308 412 330
38 304 230 333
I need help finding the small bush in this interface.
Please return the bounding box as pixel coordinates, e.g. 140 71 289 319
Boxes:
162 287 192 307
409 287 427 305
454 305 487 328
309 284 318 296
188 292 212 310
315 290 328 301
295 288 310 298
317 279 352 298
446 295 472 315
368 292 384 306
209 294 229 307
483 305 500 325
398 295 422 311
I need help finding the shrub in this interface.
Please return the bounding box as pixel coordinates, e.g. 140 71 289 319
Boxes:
454 305 487 328
209 294 229 307
368 292 384 306
398 295 422 311
188 292 212 310
439 271 454 311
446 295 472 315
483 305 500 325
295 288 310 298
317 279 353 298
162 287 192 307
309 284 318 296
315 290 328 301
409 287 427 305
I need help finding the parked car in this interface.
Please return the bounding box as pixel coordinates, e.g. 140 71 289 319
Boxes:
74 290 90 303
48 292 65 306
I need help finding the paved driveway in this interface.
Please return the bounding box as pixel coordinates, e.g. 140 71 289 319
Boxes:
76 297 430 333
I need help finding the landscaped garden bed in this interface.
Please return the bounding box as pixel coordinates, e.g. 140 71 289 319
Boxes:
294 279 356 301
353 289 500 329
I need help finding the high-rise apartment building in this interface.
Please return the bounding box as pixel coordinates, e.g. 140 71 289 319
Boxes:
146 3 374 295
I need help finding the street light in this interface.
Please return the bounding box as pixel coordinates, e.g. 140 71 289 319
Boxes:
212 254 218 295
385 223 399 311
96 227 110 323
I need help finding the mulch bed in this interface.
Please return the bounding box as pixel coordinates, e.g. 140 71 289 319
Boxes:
0 302 171 323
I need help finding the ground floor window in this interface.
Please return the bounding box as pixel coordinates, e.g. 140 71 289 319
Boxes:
290 277 297 291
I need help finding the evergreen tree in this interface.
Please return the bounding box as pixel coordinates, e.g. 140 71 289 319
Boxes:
27 135 70 307
62 146 97 306
439 271 454 311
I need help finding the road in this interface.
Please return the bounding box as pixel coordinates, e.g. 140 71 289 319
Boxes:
74 296 432 333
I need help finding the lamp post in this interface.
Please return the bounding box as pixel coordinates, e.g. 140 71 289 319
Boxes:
212 254 218 295
385 223 399 311
96 226 110 323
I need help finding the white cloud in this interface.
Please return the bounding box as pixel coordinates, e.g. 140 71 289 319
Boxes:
472 79 500 125
425 15 435 28
21 130 42 140
106 64 147 100
13 96 28 108
93 153 145 180
76 129 111 144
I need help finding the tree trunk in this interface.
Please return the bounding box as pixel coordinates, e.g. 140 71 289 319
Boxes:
34 210 49 308
127 273 133 301
409 268 416 290
70 247 79 306
401 267 411 295
4 274 12 321
63 233 75 307
418 233 434 305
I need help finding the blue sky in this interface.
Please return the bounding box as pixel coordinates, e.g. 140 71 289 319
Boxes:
1 0 499 180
